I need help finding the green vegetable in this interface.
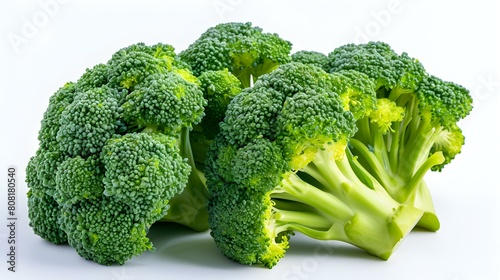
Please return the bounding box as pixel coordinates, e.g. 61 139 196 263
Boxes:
26 42 211 265
205 62 424 268
26 22 473 268
326 41 473 231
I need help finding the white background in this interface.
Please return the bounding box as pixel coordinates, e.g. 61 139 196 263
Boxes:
1 0 499 279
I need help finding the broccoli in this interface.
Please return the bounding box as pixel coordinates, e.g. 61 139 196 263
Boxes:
326 42 473 231
291 50 329 71
26 23 473 268
205 62 424 268
26 42 211 265
180 22 292 88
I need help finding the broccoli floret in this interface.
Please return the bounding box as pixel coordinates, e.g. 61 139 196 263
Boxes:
327 42 473 231
206 63 424 268
54 133 190 265
121 72 205 134
195 69 242 140
291 50 329 71
26 189 67 244
56 86 121 157
180 22 292 87
75 63 110 92
26 42 211 265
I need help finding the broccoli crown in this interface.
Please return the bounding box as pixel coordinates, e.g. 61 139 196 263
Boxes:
327 42 473 231
327 41 426 92
180 22 292 87
327 41 473 170
56 86 121 157
291 50 329 71
76 63 110 92
417 75 473 128
329 70 378 120
121 72 206 133
207 63 350 266
206 63 422 267
26 42 208 265
54 133 190 265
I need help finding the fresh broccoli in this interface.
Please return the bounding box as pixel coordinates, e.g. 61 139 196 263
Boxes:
205 62 424 268
291 50 329 71
326 42 473 231
26 42 211 265
180 22 292 88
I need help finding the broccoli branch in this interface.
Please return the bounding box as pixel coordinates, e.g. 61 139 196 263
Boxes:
270 148 423 260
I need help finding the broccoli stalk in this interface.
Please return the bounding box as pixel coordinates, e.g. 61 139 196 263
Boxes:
348 92 461 230
271 148 423 261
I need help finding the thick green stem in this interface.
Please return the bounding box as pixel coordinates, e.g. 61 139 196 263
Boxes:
372 123 391 173
399 126 443 180
388 121 402 173
233 68 252 88
274 149 423 260
141 125 159 134
279 173 355 221
349 94 445 231
406 180 440 231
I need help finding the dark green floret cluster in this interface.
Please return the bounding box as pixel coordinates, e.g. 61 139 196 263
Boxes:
27 42 209 265
180 22 292 88
27 23 472 268
291 50 329 71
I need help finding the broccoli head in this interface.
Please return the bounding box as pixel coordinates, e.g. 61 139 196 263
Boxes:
26 42 211 265
326 41 473 231
205 62 423 268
